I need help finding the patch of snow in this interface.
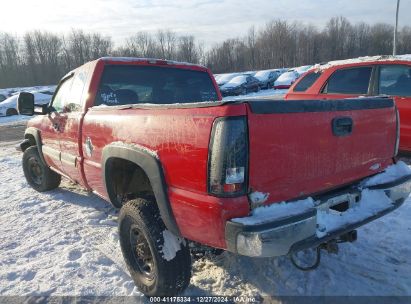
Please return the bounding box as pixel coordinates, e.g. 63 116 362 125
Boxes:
274 71 299 86
293 65 313 75
1 143 411 296
249 191 269 204
224 75 247 86
316 189 393 238
216 73 239 86
232 198 315 226
314 54 411 71
362 161 411 188
161 230 184 261
222 88 287 101
0 115 31 126
100 57 206 69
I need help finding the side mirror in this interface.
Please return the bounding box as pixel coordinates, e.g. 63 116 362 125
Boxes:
17 92 34 116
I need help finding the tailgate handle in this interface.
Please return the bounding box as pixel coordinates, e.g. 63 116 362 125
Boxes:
332 117 353 136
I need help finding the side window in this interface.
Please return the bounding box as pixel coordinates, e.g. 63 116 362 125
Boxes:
52 77 73 112
65 71 87 112
379 65 411 97
293 72 321 92
323 67 372 95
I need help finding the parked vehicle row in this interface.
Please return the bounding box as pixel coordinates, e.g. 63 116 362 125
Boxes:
273 65 312 89
214 65 312 97
0 89 55 116
254 69 282 89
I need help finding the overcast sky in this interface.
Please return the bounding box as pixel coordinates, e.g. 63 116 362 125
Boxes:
2 0 410 46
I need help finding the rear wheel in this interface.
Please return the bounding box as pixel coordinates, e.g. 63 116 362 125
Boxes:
22 146 61 192
6 108 18 116
119 198 192 296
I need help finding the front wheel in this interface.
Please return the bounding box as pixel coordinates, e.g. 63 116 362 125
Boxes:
22 146 61 192
119 198 192 296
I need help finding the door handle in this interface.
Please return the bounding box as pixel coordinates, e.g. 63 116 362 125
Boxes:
332 117 353 136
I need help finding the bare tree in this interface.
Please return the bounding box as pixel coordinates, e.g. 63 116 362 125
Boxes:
157 30 177 59
2 18 411 88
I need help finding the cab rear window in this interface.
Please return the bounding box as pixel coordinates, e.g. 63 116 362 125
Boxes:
95 65 219 106
293 72 321 92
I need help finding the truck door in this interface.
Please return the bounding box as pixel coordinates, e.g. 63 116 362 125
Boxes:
41 76 74 174
378 64 411 151
57 65 93 188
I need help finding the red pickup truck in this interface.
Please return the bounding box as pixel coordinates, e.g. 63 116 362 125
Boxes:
17 57 411 296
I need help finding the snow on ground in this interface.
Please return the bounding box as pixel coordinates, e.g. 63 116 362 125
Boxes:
0 85 56 98
0 115 31 126
1 143 411 298
222 88 287 101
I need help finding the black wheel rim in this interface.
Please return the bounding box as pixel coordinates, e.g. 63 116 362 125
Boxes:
129 225 155 281
28 156 43 185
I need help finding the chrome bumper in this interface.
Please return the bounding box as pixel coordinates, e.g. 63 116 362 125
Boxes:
225 175 411 257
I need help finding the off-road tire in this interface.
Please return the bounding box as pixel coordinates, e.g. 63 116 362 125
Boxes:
119 198 192 296
6 108 18 116
22 146 61 192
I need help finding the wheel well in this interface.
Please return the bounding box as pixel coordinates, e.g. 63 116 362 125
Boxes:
106 157 154 205
22 134 36 151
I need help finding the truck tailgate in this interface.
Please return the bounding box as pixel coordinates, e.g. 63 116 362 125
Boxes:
246 98 397 204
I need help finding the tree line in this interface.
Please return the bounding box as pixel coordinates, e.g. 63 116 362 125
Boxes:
1 16 411 88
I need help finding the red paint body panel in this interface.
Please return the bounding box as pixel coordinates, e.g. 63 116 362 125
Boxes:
286 59 411 151
246 104 395 204
168 187 249 248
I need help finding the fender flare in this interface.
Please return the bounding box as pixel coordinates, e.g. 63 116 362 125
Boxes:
24 127 47 165
102 142 181 236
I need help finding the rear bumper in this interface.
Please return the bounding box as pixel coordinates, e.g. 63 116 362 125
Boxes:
225 173 411 257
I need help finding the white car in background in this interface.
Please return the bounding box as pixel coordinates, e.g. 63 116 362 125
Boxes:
273 70 300 89
273 65 313 90
216 73 239 87
294 65 313 75
0 91 54 116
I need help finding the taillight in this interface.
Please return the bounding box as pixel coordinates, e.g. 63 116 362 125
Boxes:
208 116 248 197
395 106 400 156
